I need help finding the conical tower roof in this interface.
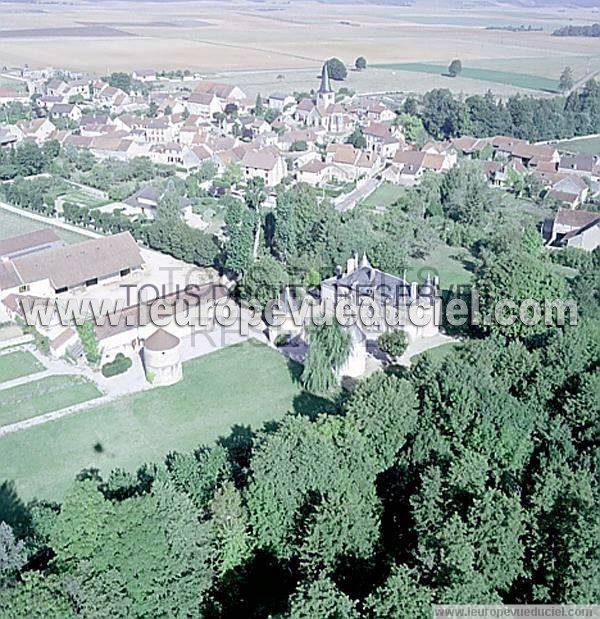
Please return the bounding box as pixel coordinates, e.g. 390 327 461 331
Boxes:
319 62 332 93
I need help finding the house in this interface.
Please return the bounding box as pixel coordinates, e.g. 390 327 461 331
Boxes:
144 117 176 143
543 209 600 251
49 103 82 123
240 116 271 139
45 79 68 97
385 150 426 185
547 175 589 208
451 136 491 158
123 186 191 219
325 144 383 180
13 118 55 144
132 69 157 83
320 253 439 342
511 143 559 169
241 147 286 187
361 100 396 123
94 84 130 109
0 232 143 298
558 153 598 180
480 161 508 187
267 92 296 112
63 79 90 100
192 80 247 108
0 88 29 105
0 126 18 148
297 159 348 186
363 122 403 158
186 91 223 121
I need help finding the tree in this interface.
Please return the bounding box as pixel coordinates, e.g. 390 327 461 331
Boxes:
364 565 433 618
378 329 408 359
325 57 347 81
346 125 366 149
288 577 359 619
0 522 25 588
107 72 132 93
254 93 264 117
77 322 101 366
13 140 44 176
559 66 575 93
223 197 256 274
448 59 463 77
355 56 367 71
441 161 490 225
239 256 288 307
301 320 351 394
476 246 567 339
396 113 426 144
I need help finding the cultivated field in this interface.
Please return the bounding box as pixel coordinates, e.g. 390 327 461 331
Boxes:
0 374 101 427
0 341 312 501
0 1 599 96
554 136 600 155
0 351 44 384
0 207 89 244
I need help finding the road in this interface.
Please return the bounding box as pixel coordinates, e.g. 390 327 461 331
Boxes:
334 177 380 212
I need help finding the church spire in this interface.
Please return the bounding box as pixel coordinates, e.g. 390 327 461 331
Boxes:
319 62 332 93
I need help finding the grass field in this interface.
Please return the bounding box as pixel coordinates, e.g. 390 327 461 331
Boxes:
407 245 474 290
360 182 406 210
0 341 313 502
371 62 559 93
0 374 102 428
555 136 600 156
414 342 460 363
61 190 109 209
0 351 44 384
0 207 89 244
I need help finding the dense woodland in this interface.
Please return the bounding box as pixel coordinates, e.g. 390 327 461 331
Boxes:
553 23 600 38
415 78 600 141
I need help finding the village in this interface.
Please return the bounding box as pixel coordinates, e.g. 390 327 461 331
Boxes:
0 60 598 437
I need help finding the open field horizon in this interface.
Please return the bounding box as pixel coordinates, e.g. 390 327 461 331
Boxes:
1 0 600 96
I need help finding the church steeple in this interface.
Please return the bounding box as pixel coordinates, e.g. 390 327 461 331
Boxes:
317 62 335 108
319 62 332 94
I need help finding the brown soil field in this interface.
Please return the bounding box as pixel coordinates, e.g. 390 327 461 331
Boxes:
0 1 598 95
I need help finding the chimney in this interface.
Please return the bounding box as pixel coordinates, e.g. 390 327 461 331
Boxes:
336 265 343 279
346 255 356 275
410 281 418 299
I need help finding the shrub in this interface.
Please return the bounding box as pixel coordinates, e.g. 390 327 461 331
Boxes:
378 330 408 358
101 353 132 378
274 334 290 347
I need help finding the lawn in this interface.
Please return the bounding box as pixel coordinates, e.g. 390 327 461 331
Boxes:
555 136 600 156
407 245 474 291
60 190 109 209
0 351 44 384
371 62 559 93
0 207 89 244
0 341 312 502
413 342 460 364
360 182 405 210
0 374 101 427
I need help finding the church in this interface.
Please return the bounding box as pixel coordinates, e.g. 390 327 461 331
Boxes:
294 62 351 134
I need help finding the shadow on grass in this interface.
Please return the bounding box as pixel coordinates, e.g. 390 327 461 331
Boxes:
0 480 31 537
